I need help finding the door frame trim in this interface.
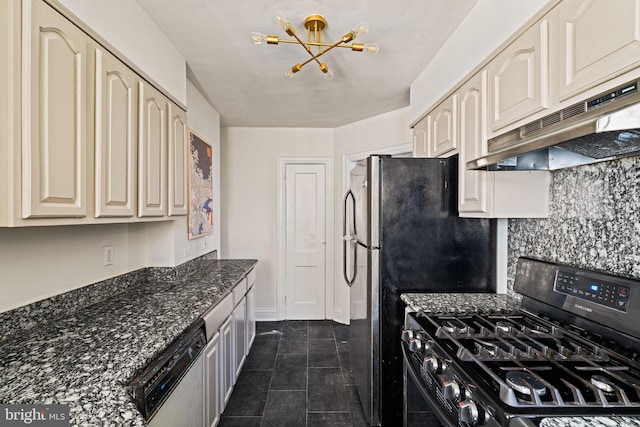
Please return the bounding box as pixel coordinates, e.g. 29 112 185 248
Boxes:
277 156 334 321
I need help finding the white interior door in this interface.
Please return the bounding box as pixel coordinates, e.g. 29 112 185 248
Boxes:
284 163 327 319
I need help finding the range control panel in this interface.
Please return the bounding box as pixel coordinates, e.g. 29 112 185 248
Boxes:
554 270 631 312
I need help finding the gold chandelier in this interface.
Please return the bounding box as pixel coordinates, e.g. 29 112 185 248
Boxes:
251 13 379 79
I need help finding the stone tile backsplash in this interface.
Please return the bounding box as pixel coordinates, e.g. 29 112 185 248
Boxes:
507 156 640 293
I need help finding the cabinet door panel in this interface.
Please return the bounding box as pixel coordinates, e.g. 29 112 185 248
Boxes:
94 48 136 217
23 0 87 218
220 317 233 407
412 117 428 157
138 81 166 217
557 0 640 100
489 20 548 132
458 73 489 214
168 103 188 216
428 95 457 157
232 298 247 382
204 332 221 427
245 285 256 350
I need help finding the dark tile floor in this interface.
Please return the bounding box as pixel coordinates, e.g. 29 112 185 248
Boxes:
219 320 368 427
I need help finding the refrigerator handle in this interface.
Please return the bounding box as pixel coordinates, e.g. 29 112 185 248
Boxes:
343 190 357 287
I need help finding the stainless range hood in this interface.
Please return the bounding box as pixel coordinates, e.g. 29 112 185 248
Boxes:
468 79 640 171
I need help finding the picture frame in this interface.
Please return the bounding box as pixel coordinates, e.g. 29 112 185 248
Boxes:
188 128 214 239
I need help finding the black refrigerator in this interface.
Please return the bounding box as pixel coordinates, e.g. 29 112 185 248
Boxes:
343 155 495 426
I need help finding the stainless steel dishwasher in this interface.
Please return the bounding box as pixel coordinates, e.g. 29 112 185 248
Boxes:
129 319 207 426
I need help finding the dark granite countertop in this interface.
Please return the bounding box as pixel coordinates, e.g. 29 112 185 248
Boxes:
0 259 257 426
401 292 640 427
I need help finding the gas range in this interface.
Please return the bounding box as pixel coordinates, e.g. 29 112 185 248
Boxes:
401 258 640 427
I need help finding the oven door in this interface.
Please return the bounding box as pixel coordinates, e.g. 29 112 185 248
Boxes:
402 343 448 427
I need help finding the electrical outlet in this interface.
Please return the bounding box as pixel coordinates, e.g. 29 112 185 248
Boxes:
184 246 191 258
103 244 114 266
203 236 208 247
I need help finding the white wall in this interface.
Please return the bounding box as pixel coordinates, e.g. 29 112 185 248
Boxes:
220 128 334 320
57 0 186 105
332 107 413 323
409 0 550 124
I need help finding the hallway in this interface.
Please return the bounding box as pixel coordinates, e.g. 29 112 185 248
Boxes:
219 320 368 427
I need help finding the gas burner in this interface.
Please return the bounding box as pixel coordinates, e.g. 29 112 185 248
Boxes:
495 320 512 333
441 319 469 334
591 375 618 393
475 339 512 357
505 371 547 397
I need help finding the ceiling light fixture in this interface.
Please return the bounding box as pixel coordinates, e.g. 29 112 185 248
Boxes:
251 12 379 79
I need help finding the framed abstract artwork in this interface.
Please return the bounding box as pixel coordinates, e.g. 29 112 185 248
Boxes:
188 128 213 239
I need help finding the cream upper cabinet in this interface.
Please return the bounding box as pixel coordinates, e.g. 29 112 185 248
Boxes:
488 19 549 133
554 0 640 101
458 71 550 219
412 116 428 157
168 103 188 216
93 46 136 218
427 94 458 157
138 81 167 218
22 0 87 218
458 72 489 214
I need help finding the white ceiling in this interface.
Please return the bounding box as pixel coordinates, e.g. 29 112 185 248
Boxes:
136 0 478 128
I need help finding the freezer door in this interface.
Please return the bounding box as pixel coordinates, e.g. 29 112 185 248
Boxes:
349 245 379 426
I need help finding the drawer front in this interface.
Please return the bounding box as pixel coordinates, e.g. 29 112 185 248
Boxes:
233 277 247 306
202 293 233 341
246 269 256 289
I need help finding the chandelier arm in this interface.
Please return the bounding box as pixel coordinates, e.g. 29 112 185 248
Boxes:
289 31 323 67
299 38 345 67
277 39 355 49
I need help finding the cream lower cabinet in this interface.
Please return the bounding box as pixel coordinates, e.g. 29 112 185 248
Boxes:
245 270 256 350
488 18 549 134
204 331 221 427
554 0 640 101
93 46 136 218
220 317 233 408
232 295 247 383
22 0 88 219
458 71 550 218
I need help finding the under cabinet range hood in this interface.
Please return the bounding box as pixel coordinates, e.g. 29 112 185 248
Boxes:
468 79 640 171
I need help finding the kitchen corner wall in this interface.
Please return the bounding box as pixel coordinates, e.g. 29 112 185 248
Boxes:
507 157 640 293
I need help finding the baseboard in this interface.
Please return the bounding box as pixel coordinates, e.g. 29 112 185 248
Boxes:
255 308 278 321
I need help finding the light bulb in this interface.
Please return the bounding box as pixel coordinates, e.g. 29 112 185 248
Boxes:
363 43 379 54
276 11 295 35
251 32 267 45
276 12 290 28
352 22 369 36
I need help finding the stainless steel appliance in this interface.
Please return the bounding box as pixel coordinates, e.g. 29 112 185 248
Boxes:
402 257 640 426
129 319 207 424
343 155 496 426
468 78 640 171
